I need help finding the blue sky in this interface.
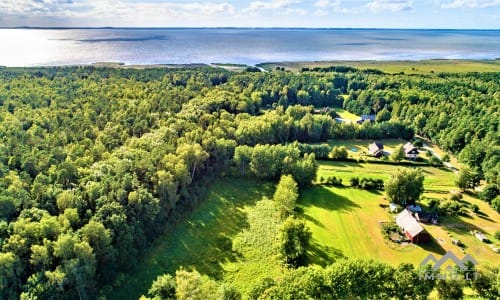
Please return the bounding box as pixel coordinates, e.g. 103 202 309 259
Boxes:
0 0 498 28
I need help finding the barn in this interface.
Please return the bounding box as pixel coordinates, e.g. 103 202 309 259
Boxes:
396 209 430 244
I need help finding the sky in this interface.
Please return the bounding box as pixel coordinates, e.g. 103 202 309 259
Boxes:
0 0 499 29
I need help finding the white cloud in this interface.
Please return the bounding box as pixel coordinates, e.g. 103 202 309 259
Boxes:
314 0 343 8
0 1 236 21
0 0 80 17
440 0 500 8
366 0 413 12
285 7 307 15
313 0 357 15
314 0 332 8
246 0 301 12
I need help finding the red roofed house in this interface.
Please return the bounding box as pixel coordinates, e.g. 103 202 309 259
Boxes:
396 209 430 244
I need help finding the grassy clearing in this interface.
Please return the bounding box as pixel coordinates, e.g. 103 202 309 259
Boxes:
333 108 359 121
223 199 284 295
325 138 409 159
112 162 497 298
301 161 499 269
110 178 275 299
299 186 443 266
259 59 500 74
316 160 456 194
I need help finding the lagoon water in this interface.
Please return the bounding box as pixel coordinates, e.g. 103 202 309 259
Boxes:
0 28 498 67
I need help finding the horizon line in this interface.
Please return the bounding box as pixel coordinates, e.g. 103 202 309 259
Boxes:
0 26 499 31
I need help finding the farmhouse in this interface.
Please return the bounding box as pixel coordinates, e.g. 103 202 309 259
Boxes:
368 141 384 157
403 142 419 159
396 209 430 244
356 114 376 124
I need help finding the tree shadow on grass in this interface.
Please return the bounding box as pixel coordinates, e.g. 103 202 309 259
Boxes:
306 241 345 267
418 235 447 256
442 215 492 237
421 169 433 175
169 180 275 280
300 212 326 229
366 189 382 195
114 179 273 299
476 212 495 222
299 186 361 212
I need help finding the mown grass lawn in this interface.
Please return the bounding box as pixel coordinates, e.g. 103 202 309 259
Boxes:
317 160 456 194
111 163 498 299
325 138 409 160
109 178 275 299
302 161 499 269
333 108 359 122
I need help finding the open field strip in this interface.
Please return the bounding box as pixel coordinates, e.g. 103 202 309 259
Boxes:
259 59 500 74
303 161 499 269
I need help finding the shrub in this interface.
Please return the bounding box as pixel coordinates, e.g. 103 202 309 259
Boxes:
279 217 311 267
429 156 442 166
450 193 463 201
470 204 479 213
494 231 500 241
491 196 500 213
326 176 343 187
359 177 384 190
479 184 498 203
329 146 348 160
458 207 469 216
412 140 423 147
428 199 440 211
437 279 465 300
219 284 242 300
350 177 360 188
381 222 400 236
439 200 462 216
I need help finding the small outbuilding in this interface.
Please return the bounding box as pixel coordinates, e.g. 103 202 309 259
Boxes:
368 141 384 158
474 231 489 243
396 209 430 244
403 142 419 159
357 114 376 124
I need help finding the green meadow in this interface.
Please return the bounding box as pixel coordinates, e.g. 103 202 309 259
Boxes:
110 178 282 299
112 162 499 298
308 161 499 268
259 59 500 74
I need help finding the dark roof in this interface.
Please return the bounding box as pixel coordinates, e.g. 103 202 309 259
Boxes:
356 115 376 124
361 114 376 121
368 142 384 156
403 142 418 154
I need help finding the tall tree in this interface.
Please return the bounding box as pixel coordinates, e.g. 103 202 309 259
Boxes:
385 168 424 206
455 166 480 191
278 217 311 267
176 143 209 180
390 144 405 162
273 175 299 218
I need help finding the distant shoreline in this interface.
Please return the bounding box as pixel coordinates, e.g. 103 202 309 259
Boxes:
257 59 500 73
2 59 499 74
1 27 499 31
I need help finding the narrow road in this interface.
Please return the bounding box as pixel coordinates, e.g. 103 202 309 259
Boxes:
422 143 458 173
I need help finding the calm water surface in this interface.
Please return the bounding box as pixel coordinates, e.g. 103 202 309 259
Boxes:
0 28 498 66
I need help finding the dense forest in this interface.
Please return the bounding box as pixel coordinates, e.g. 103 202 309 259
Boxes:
0 66 498 298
